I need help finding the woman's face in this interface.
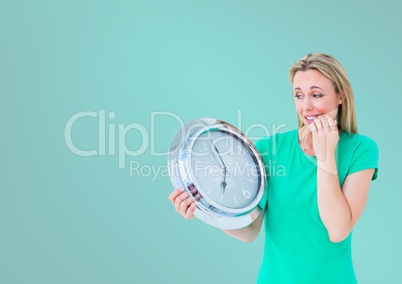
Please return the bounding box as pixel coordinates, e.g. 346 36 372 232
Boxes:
293 69 342 126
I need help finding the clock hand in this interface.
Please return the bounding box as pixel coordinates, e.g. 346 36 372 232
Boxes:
210 138 228 194
210 138 227 168
221 180 227 194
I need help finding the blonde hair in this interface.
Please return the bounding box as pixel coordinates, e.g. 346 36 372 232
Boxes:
289 53 357 133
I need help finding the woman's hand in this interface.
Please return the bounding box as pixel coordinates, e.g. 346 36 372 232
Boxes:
169 188 264 242
309 115 339 163
168 188 196 220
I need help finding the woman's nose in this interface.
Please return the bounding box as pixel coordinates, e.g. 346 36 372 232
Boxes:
303 97 314 111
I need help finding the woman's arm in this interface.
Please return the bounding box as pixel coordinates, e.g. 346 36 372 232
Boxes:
312 115 375 243
317 159 374 243
169 188 265 243
222 207 265 243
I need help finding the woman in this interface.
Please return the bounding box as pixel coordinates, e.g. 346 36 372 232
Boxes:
169 53 379 283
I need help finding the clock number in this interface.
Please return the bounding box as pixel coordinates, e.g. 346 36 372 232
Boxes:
242 188 251 199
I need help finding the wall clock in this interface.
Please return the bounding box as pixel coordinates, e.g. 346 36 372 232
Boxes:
168 118 267 230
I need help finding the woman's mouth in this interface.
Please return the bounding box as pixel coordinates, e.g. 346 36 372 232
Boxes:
304 115 319 123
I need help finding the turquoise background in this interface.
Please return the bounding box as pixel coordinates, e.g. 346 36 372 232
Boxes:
1 0 401 283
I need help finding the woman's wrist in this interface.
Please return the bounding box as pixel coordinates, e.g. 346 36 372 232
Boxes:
317 155 338 176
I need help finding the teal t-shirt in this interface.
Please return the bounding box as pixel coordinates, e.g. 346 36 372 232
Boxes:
255 129 379 284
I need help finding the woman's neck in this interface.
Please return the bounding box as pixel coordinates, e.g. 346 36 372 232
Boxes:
298 126 315 156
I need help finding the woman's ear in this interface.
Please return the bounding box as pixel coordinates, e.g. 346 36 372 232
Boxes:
338 91 343 105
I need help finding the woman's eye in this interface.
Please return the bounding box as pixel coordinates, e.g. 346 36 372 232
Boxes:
313 93 323 98
294 94 302 99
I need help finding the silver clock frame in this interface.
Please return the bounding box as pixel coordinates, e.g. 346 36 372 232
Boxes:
168 118 267 230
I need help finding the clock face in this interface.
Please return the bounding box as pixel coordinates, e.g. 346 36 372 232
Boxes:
168 118 267 229
189 129 261 210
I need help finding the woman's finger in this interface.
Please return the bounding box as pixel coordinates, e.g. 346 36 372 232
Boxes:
309 120 318 132
179 197 195 217
319 116 328 129
174 191 190 212
314 117 323 131
168 188 184 204
325 115 338 131
314 116 325 131
185 203 196 220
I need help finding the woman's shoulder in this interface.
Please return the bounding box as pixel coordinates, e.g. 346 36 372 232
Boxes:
339 132 379 169
256 129 297 141
340 132 378 149
255 129 296 143
254 129 297 153
339 132 379 180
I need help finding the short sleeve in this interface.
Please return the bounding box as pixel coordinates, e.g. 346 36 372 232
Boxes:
254 136 271 159
348 136 379 180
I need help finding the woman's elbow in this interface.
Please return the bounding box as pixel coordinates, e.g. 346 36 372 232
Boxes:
224 228 259 243
328 230 350 243
242 234 258 243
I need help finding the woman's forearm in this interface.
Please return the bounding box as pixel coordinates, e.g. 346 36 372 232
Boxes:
222 208 265 243
317 156 352 243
